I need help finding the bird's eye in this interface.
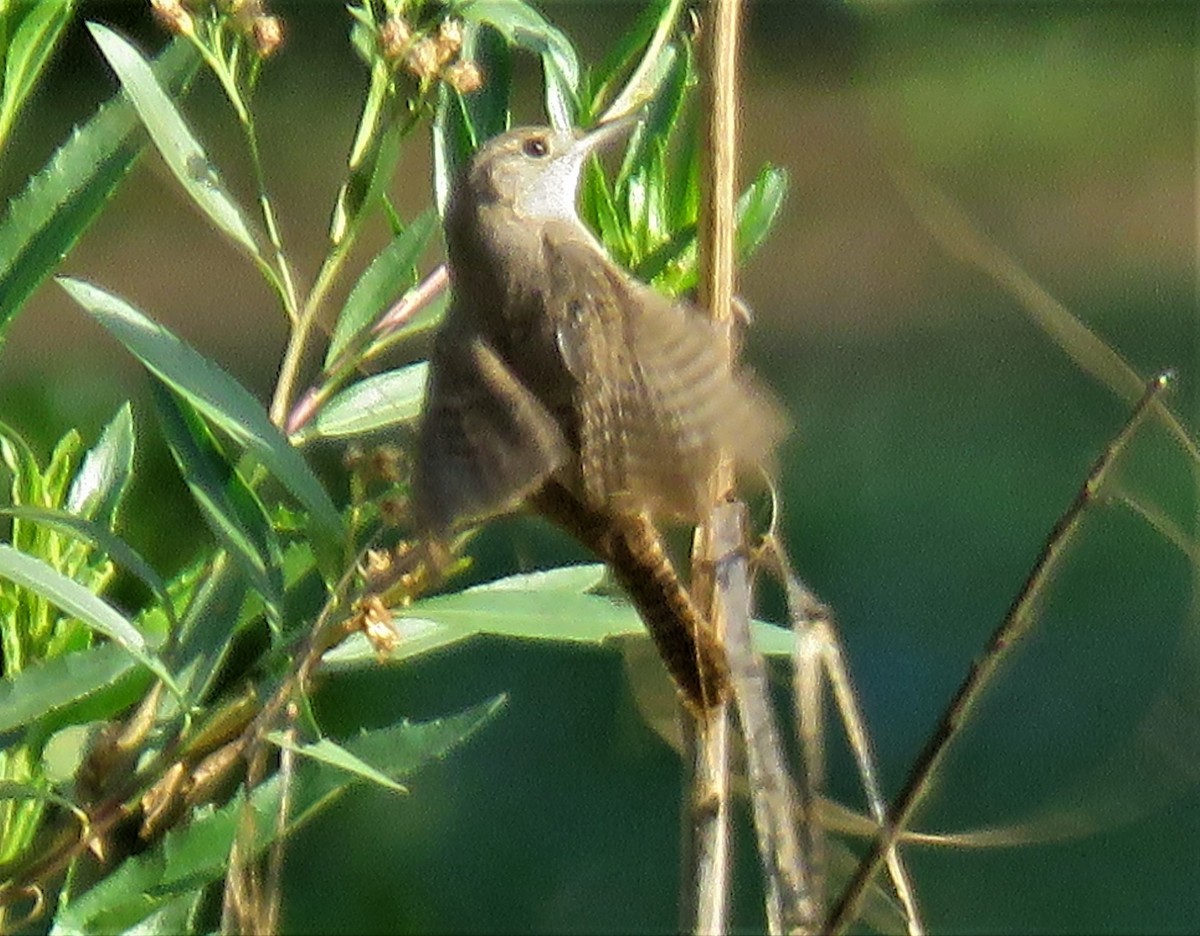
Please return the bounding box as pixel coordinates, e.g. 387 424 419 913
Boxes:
522 136 549 158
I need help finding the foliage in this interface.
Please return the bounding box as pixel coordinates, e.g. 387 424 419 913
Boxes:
0 0 790 931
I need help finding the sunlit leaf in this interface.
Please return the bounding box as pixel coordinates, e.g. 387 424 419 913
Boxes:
735 164 789 263
434 84 475 219
474 564 607 593
51 697 505 933
266 733 408 794
88 23 262 262
57 278 343 569
0 0 76 149
0 39 198 347
303 362 428 441
65 402 135 526
0 546 178 695
457 0 579 127
151 384 284 627
326 210 439 367
0 507 178 633
0 643 138 737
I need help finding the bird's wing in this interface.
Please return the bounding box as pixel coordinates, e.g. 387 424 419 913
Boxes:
545 231 785 522
415 324 569 533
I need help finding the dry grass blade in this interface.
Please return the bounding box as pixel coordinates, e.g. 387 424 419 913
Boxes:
889 167 1199 467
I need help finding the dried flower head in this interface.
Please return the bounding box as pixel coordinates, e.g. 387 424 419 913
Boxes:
435 18 464 65
252 14 284 57
358 595 402 657
150 0 195 36
379 15 412 60
404 36 440 81
362 548 394 586
444 59 484 94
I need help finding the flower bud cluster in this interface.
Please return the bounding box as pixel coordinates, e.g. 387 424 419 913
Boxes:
150 0 284 58
379 14 482 94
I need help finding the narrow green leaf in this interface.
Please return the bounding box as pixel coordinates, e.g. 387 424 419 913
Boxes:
304 362 428 441
633 165 789 289
88 23 262 261
402 589 641 642
57 278 343 565
266 733 408 794
0 545 179 695
329 695 506 797
326 210 439 367
458 0 579 127
433 83 477 219
614 41 682 195
117 891 204 936
65 402 135 525
168 553 248 705
461 23 511 143
52 697 505 934
0 38 198 342
0 507 178 633
0 643 136 736
735 164 789 263
0 780 85 827
322 586 643 671
471 563 607 594
587 0 676 121
0 0 75 147
152 384 284 627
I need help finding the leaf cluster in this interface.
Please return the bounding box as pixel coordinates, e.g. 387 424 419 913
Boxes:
0 1 791 931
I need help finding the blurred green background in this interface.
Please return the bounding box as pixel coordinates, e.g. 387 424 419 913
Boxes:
1 0 1197 932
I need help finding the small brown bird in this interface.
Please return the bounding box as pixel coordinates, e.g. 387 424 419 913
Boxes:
415 118 784 710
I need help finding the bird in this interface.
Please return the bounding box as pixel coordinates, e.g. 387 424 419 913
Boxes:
414 117 785 711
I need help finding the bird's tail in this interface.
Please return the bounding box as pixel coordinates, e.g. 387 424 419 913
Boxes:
533 482 730 711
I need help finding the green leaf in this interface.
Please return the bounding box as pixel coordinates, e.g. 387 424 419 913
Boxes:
458 0 580 127
434 83 477 219
752 620 796 657
0 38 198 344
461 23 511 143
326 210 439 368
321 580 644 671
614 40 683 195
266 733 408 794
57 277 343 569
168 553 248 705
0 643 137 737
52 697 505 933
0 507 179 634
0 545 179 695
118 890 204 936
0 0 76 149
633 165 789 290
65 402 135 526
303 362 428 441
474 563 607 593
88 23 263 262
735 164 789 263
151 384 284 628
328 695 506 798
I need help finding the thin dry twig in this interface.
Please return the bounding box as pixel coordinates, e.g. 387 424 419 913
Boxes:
765 537 924 934
827 370 1174 933
681 0 743 930
717 503 817 933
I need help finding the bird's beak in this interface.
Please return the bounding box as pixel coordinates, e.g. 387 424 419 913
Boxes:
576 110 643 156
